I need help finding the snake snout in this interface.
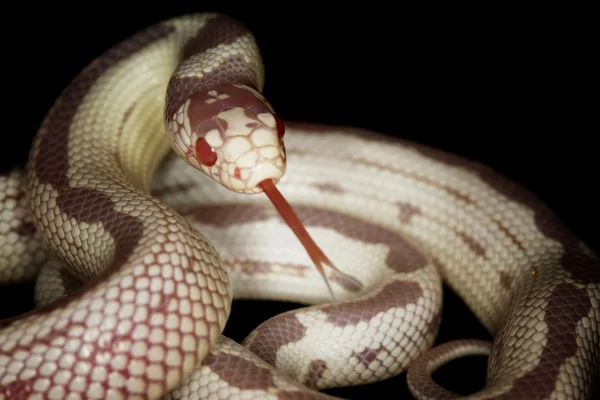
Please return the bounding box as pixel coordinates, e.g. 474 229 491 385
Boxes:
166 83 287 194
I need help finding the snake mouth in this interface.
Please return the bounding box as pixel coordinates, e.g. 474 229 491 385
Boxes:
244 157 286 192
259 179 341 299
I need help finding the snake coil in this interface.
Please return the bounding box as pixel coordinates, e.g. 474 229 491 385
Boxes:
0 12 598 400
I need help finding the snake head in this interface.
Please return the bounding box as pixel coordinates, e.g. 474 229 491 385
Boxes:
167 83 286 194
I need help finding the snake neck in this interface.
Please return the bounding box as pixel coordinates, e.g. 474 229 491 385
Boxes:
111 84 173 193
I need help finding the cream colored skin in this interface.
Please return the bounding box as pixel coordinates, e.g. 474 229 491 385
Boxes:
0 12 598 400
155 127 599 400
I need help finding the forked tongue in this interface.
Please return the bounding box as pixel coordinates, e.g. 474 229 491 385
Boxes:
260 179 340 300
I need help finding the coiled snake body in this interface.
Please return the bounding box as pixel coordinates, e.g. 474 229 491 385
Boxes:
0 13 598 400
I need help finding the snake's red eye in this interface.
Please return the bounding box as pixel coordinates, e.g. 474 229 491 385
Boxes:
195 138 217 166
274 115 285 141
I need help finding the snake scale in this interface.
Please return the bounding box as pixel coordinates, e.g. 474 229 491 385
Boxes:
0 12 599 400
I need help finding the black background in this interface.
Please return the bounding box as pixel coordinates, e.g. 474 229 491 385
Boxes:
0 5 596 399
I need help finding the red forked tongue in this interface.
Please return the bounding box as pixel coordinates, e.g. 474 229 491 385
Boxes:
260 179 340 299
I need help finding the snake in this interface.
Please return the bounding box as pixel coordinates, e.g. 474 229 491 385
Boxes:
0 12 598 400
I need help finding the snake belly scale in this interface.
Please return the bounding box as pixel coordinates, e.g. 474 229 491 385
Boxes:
0 12 598 400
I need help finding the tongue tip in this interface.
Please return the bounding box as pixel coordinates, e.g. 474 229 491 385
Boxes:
259 178 340 300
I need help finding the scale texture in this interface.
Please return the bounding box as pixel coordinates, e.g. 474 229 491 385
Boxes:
0 12 598 400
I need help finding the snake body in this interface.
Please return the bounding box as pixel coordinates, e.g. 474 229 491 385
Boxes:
0 13 598 400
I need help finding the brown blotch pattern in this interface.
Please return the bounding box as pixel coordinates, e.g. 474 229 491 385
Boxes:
397 201 422 224
0 171 47 283
313 182 345 194
184 203 428 274
403 133 600 285
184 83 272 152
320 124 598 274
15 23 177 302
2 19 239 399
490 283 594 399
348 156 476 206
169 337 334 399
34 23 175 190
305 360 327 389
182 14 249 60
165 56 258 120
55 187 144 278
353 346 383 367
289 207 428 275
289 125 599 398
243 312 308 366
202 353 275 390
494 218 526 252
456 231 487 258
324 280 423 327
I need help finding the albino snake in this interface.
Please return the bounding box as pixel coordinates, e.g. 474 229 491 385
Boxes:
0 12 599 400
